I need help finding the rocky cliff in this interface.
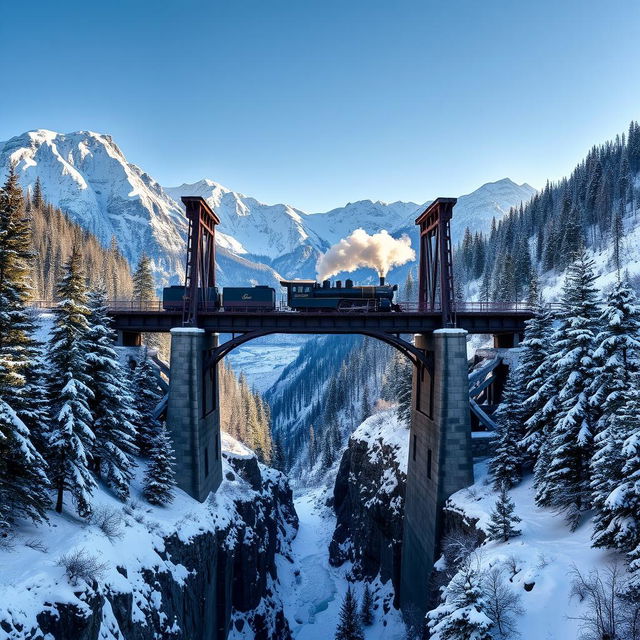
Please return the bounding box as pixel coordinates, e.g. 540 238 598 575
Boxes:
328 411 409 605
0 436 298 640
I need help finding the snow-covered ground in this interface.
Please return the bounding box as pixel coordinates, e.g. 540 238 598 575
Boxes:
276 487 407 640
446 461 623 640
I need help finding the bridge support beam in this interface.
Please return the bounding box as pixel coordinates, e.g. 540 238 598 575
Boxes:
166 328 222 502
400 329 473 623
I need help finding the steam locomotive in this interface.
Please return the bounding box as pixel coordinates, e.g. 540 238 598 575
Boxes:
162 276 398 313
280 277 398 312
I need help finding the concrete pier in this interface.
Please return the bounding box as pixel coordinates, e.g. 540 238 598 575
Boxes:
400 329 473 621
166 328 222 501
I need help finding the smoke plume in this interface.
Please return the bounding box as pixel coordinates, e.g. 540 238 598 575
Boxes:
316 228 415 280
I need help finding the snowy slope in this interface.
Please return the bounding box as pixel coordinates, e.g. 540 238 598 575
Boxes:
443 461 625 640
165 179 326 259
0 130 187 285
305 200 421 246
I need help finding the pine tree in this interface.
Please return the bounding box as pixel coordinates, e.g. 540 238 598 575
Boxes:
589 278 640 537
0 166 50 529
403 269 416 304
85 288 138 500
489 370 525 490
591 388 640 551
360 583 374 627
396 354 413 425
132 254 155 303
427 557 494 640
131 356 162 456
539 252 601 530
486 485 522 542
32 176 43 210
143 424 176 506
47 248 96 517
335 586 364 640
520 304 554 461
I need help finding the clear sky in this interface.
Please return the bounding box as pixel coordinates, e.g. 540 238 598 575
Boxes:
1 0 639 211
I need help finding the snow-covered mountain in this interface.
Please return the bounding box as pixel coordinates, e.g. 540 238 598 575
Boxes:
0 129 536 288
305 199 421 245
449 178 536 239
0 131 283 288
0 130 188 285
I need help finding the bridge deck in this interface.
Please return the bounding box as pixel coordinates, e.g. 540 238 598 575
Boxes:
109 309 533 335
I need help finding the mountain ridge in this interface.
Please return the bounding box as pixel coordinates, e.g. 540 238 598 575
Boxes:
0 129 537 287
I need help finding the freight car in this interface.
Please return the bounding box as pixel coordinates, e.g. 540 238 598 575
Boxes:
222 286 276 312
162 285 220 311
280 277 398 312
162 285 276 312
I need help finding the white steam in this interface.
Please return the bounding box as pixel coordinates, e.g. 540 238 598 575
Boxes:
316 228 416 280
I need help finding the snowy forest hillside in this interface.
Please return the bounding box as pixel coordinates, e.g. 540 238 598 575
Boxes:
458 121 640 304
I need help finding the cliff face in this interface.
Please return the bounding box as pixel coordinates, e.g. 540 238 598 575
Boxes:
0 439 298 640
328 411 409 602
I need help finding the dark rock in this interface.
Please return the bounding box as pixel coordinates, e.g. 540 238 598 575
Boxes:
329 426 406 606
4 453 298 640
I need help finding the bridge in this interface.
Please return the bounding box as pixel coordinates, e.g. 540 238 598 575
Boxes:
103 195 530 623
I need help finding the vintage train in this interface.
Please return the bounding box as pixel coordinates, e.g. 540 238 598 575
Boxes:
162 276 398 313
280 277 398 311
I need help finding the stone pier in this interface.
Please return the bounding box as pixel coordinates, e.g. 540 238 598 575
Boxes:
166 328 222 501
400 329 473 621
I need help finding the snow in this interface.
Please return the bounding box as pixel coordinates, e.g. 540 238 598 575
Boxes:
351 410 410 474
445 461 623 640
275 488 407 640
0 433 276 638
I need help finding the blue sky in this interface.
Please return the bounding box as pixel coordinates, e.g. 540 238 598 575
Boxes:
1 0 639 211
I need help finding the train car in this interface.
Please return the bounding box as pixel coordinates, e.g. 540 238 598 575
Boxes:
162 285 220 311
222 286 276 312
280 277 398 312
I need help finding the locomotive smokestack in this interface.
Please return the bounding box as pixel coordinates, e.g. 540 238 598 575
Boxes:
379 275 385 286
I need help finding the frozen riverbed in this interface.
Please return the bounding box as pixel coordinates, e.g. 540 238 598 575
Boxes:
276 488 407 640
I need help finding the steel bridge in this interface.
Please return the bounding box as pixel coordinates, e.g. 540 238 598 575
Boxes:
96 195 529 625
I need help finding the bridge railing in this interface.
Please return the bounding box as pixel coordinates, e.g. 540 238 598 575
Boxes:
396 301 538 313
30 299 558 314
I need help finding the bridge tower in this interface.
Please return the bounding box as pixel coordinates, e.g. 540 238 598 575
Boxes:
400 199 474 622
166 196 223 502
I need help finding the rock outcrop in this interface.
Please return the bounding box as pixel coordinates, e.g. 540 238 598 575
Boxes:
0 438 297 640
329 411 409 604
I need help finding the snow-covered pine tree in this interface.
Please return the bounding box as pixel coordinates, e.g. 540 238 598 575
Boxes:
489 369 525 491
360 583 374 626
591 389 640 552
486 485 522 542
589 278 640 545
0 166 50 528
395 353 413 425
143 424 176 506
427 556 494 640
85 287 138 500
47 248 96 517
335 585 364 640
131 355 162 456
520 303 554 462
541 251 601 530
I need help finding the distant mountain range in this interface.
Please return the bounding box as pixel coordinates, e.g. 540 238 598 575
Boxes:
0 129 536 288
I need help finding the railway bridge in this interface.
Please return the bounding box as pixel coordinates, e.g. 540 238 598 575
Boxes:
107 196 532 621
